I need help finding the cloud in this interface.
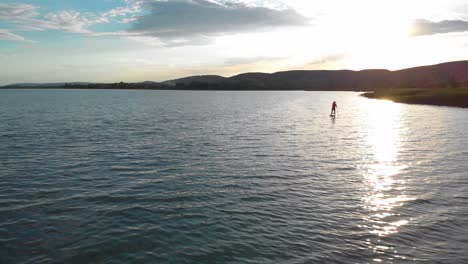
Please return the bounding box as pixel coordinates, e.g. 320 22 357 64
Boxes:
128 0 309 45
0 1 308 47
411 19 468 36
306 54 347 69
103 4 143 23
0 3 114 35
224 56 285 66
0 29 29 42
44 11 108 33
0 3 38 22
105 6 136 17
0 3 48 32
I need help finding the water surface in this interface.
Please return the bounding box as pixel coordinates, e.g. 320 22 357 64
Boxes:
1 89 468 263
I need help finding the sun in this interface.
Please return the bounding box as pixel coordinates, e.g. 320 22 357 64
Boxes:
343 5 414 69
312 0 416 70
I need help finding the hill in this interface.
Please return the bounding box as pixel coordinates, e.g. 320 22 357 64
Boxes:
163 75 227 87
164 61 468 91
2 60 468 91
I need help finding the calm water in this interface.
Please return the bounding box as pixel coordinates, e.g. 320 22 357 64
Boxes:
1 89 468 263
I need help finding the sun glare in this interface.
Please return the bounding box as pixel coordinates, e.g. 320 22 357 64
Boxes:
368 100 401 163
345 10 413 69
361 100 414 238
312 0 417 69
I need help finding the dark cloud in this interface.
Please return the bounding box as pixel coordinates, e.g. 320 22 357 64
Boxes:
411 19 468 36
128 0 309 45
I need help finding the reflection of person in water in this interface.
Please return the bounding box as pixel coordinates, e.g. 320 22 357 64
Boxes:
331 101 337 116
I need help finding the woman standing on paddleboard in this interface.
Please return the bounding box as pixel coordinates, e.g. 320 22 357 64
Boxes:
331 101 337 116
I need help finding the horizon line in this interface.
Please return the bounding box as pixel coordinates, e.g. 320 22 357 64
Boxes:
3 59 468 87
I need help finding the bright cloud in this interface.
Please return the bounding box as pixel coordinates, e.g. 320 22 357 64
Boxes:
44 11 108 33
0 29 28 42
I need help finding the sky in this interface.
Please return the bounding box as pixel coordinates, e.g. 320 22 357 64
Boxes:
1 0 468 84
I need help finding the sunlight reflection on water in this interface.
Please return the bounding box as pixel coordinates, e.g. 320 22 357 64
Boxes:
362 100 414 240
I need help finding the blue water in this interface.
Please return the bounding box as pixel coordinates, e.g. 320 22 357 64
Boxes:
1 89 468 263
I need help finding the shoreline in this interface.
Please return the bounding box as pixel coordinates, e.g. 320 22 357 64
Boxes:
0 87 360 92
361 88 468 108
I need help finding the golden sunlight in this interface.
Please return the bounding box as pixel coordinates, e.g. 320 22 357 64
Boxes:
362 100 414 237
315 0 417 69
345 11 413 69
368 100 401 163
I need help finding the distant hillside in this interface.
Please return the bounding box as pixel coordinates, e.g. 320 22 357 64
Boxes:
165 61 468 91
391 61 468 89
2 61 468 91
163 75 226 86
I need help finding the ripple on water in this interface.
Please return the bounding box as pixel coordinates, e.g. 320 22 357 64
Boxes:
1 90 468 263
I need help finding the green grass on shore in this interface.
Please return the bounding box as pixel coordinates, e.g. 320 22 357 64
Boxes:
362 88 468 108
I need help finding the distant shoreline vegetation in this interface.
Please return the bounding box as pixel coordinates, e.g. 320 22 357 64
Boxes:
361 88 468 108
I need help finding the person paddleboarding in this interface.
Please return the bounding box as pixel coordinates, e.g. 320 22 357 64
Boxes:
330 101 337 116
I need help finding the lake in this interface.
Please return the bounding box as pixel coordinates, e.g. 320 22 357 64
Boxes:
1 89 467 263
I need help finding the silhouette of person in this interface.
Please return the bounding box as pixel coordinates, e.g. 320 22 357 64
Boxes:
331 101 337 115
